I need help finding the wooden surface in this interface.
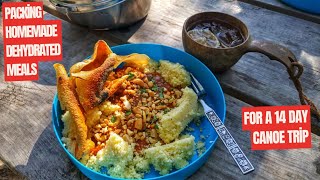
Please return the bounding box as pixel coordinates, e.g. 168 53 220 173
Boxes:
1 0 320 179
239 0 320 24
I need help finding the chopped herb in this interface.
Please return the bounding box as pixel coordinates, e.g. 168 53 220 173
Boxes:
125 110 131 116
151 85 158 91
164 109 169 114
140 88 147 93
159 92 164 99
159 87 164 99
155 124 159 129
151 116 157 123
111 116 116 123
128 72 135 80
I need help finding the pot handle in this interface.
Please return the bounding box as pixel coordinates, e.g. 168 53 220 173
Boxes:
248 40 320 120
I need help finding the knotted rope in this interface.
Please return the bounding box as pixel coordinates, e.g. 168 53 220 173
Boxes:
289 62 320 121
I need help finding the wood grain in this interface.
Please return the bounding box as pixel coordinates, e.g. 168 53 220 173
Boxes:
239 0 320 24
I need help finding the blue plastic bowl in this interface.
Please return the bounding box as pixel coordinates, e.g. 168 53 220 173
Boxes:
281 0 320 14
52 43 226 179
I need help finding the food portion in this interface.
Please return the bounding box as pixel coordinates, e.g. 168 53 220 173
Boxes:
54 63 94 161
54 40 204 179
145 135 195 175
157 87 202 143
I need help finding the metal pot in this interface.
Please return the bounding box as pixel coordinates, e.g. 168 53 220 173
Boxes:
50 0 152 29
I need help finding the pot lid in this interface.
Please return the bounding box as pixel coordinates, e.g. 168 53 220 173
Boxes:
50 0 123 12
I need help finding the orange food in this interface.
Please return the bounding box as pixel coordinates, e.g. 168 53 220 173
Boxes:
54 63 92 160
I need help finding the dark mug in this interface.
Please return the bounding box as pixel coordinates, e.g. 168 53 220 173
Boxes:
182 12 303 78
182 12 320 120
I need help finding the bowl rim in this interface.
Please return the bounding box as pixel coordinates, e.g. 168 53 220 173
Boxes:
50 0 126 13
52 0 151 14
183 11 251 50
52 43 226 180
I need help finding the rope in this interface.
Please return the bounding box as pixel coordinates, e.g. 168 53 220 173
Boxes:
289 62 320 121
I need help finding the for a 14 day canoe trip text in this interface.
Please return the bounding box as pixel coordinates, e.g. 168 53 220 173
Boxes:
242 105 311 150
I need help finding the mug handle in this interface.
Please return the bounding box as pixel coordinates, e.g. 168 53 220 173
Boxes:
247 40 320 120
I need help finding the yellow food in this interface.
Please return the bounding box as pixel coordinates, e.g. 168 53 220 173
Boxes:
159 60 191 87
157 87 203 143
196 141 206 156
87 133 149 179
144 59 159 73
61 111 76 155
145 135 195 175
114 53 150 69
85 107 102 131
86 133 136 177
